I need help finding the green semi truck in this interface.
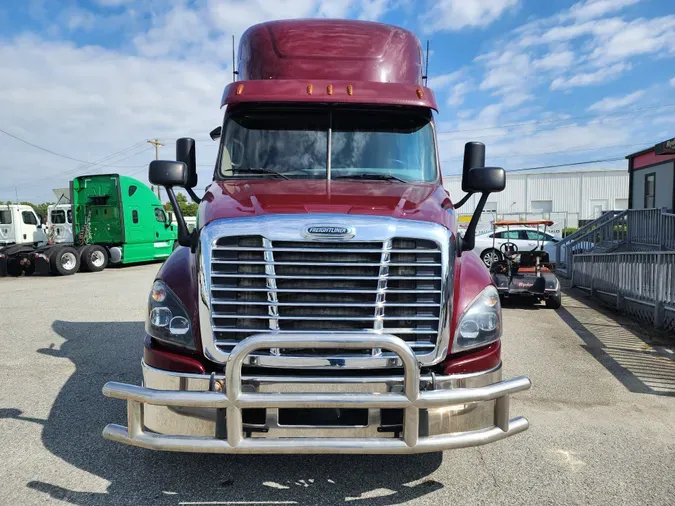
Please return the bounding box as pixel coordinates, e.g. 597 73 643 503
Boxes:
0 174 177 276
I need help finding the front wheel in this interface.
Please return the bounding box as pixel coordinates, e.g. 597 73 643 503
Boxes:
51 247 80 276
546 290 562 309
480 249 501 268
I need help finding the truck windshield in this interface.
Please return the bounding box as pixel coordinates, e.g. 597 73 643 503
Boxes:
219 107 438 182
51 210 66 224
0 209 11 224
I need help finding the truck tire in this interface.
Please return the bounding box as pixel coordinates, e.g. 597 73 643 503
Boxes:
51 246 80 276
82 245 108 272
546 290 562 309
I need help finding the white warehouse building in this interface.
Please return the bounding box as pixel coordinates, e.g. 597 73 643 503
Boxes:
443 169 629 230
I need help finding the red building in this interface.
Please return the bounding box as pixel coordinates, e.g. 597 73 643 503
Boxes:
626 137 675 211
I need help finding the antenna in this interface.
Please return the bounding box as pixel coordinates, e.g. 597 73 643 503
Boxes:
232 35 239 83
423 40 430 86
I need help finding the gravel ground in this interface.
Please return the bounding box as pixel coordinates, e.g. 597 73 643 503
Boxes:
1 264 674 505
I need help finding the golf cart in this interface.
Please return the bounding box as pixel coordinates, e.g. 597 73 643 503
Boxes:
489 219 562 309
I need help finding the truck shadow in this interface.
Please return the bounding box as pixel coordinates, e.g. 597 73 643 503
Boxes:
14 320 443 505
556 290 675 397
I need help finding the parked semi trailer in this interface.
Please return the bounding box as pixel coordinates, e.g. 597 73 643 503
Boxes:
102 19 531 454
0 174 177 276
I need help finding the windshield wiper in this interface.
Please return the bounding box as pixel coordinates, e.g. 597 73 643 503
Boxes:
333 173 408 183
231 168 289 180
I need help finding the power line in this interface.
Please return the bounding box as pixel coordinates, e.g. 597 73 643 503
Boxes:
508 157 626 173
439 140 654 163
0 126 93 164
0 144 153 192
443 156 626 176
436 103 675 135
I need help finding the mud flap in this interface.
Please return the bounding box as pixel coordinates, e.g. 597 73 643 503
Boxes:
33 253 52 275
0 253 7 277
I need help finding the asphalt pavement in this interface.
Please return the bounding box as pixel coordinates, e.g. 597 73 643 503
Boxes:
1 264 674 505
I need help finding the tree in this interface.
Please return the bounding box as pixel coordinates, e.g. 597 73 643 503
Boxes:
164 192 198 217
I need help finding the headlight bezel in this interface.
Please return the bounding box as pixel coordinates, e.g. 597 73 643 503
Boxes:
452 285 502 353
146 280 196 350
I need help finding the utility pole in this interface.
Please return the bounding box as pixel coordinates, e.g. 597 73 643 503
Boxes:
147 138 164 201
15 187 19 205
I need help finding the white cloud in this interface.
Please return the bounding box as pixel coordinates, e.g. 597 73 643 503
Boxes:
427 70 462 90
64 9 96 31
588 16 675 64
568 0 641 21
421 0 519 33
670 77 675 87
358 0 390 21
447 81 471 106
587 89 644 112
95 0 136 5
0 36 228 201
318 0 356 18
480 51 531 92
550 62 629 89
533 50 575 70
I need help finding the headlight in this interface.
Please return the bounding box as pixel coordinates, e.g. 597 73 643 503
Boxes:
146 280 195 350
452 285 502 353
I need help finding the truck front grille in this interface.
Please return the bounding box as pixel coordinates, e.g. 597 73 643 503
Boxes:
209 236 442 358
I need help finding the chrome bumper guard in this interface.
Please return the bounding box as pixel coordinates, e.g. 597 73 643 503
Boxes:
102 334 531 454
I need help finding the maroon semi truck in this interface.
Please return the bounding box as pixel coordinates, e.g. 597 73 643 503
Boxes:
103 19 531 454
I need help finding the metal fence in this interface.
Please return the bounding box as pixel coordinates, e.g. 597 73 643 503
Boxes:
557 208 675 277
572 252 675 331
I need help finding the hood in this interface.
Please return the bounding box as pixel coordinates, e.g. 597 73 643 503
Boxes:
199 180 455 230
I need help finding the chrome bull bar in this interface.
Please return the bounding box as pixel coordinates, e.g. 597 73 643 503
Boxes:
102 333 531 454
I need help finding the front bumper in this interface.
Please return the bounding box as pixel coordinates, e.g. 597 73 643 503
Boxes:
103 333 531 454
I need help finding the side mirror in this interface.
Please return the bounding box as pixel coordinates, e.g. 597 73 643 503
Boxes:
176 138 197 188
176 137 202 204
457 142 506 255
149 161 192 248
210 126 222 141
464 166 506 193
149 160 188 187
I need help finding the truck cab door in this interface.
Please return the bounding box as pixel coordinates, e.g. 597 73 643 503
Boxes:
0 207 15 244
153 206 176 245
20 209 46 245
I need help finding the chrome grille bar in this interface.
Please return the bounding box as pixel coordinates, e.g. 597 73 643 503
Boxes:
199 215 453 367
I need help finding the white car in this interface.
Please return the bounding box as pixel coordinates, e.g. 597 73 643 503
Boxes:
472 226 560 267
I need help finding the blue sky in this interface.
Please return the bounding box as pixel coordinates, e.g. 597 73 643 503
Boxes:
0 0 674 202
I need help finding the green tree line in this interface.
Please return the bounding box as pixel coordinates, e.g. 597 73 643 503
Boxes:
3 201 52 218
5 192 198 219
163 192 198 217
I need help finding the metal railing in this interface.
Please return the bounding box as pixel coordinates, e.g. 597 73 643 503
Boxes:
557 208 675 277
556 211 628 276
572 252 675 330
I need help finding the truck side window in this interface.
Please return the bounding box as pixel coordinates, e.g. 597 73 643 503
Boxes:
0 210 11 224
22 211 38 225
155 208 166 223
132 210 139 224
129 185 137 197
67 210 73 223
